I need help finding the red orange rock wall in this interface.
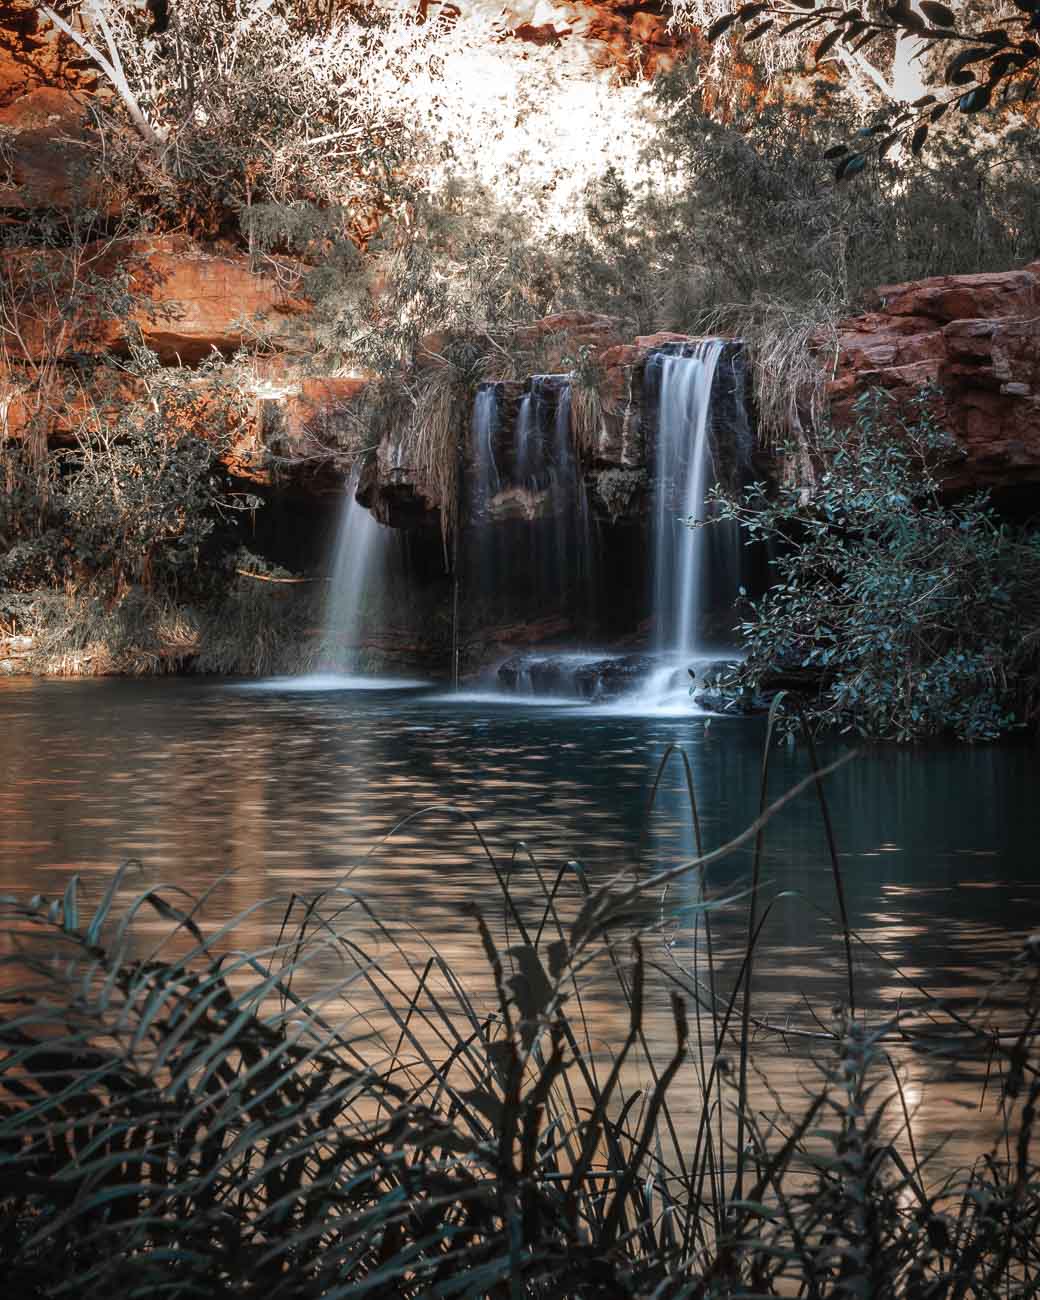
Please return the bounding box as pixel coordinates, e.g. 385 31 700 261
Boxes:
829 265 1040 491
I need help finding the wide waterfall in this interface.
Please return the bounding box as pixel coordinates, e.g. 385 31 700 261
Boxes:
464 375 597 634
465 341 754 708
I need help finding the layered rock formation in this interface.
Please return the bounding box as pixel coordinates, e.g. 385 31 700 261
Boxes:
828 264 1040 492
358 318 748 531
0 228 365 494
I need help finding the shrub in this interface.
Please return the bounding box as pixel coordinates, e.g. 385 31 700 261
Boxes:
711 390 1040 740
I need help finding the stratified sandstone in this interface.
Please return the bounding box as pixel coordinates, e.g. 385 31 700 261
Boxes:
829 264 1040 490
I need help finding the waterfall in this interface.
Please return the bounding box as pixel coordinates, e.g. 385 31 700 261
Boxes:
650 339 727 661
463 375 597 639
315 462 389 678
549 379 596 617
472 384 500 507
515 391 537 488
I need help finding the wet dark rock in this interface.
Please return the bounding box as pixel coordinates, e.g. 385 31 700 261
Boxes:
572 654 657 699
496 651 658 700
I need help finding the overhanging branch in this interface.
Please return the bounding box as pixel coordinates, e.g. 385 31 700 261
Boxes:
40 3 166 152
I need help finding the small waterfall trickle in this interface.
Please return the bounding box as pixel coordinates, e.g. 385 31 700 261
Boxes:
515 391 537 488
471 384 500 506
316 462 388 675
272 462 431 691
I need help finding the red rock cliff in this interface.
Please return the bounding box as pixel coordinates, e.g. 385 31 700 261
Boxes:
828 265 1040 491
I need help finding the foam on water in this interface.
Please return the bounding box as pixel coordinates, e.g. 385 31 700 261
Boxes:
426 690 586 710
236 673 428 693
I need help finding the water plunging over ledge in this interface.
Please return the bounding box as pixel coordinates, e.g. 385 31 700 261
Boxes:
491 340 749 712
465 374 598 633
242 464 427 692
628 338 745 711
651 339 726 660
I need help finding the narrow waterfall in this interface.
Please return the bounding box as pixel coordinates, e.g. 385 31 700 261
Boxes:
650 339 727 661
316 462 389 678
514 391 537 488
549 379 595 615
471 384 500 506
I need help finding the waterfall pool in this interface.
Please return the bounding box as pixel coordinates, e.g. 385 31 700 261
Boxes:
2 673 1037 1167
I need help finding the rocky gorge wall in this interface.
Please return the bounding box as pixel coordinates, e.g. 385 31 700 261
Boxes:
3 3 1040 676
828 264 1040 496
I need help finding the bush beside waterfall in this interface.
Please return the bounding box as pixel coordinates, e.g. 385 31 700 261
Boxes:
709 391 1040 741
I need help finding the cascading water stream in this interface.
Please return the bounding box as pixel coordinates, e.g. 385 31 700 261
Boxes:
320 461 385 670
289 462 417 689
634 338 740 710
653 339 726 660
464 375 597 635
472 385 500 504
464 343 750 710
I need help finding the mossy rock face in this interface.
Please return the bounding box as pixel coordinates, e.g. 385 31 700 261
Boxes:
592 467 648 521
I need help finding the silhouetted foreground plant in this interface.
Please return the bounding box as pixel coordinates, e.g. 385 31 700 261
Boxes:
1 804 1039 1297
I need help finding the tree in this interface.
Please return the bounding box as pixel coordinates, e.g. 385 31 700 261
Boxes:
37 2 437 236
677 1 1040 175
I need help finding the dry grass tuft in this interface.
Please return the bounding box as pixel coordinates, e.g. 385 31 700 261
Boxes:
698 297 843 454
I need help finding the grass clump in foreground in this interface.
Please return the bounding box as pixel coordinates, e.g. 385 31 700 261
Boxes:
1 761 1039 1298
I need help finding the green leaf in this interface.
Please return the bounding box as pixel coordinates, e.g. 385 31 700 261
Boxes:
461 1087 504 1130
547 939 569 980
835 152 867 180
815 27 845 60
780 14 821 35
910 123 929 153
707 13 739 40
62 876 79 933
945 47 998 83
920 1 956 26
958 84 992 112
507 944 554 1044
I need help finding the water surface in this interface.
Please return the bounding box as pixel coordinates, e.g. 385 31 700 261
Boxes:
1 676 1037 1169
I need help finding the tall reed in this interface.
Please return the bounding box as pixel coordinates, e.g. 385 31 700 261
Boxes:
0 746 1037 1297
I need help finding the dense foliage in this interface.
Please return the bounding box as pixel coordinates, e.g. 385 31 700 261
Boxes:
692 0 1040 174
712 391 1040 739
0 3 1037 689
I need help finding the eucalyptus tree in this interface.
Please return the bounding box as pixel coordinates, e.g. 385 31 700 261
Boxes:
670 1 1040 173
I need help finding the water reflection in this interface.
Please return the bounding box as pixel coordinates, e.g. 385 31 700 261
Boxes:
0 676 1038 1170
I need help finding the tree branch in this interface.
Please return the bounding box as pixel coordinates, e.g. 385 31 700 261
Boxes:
40 3 165 152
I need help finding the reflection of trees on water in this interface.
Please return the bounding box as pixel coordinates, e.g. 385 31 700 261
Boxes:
1 682 1039 1166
